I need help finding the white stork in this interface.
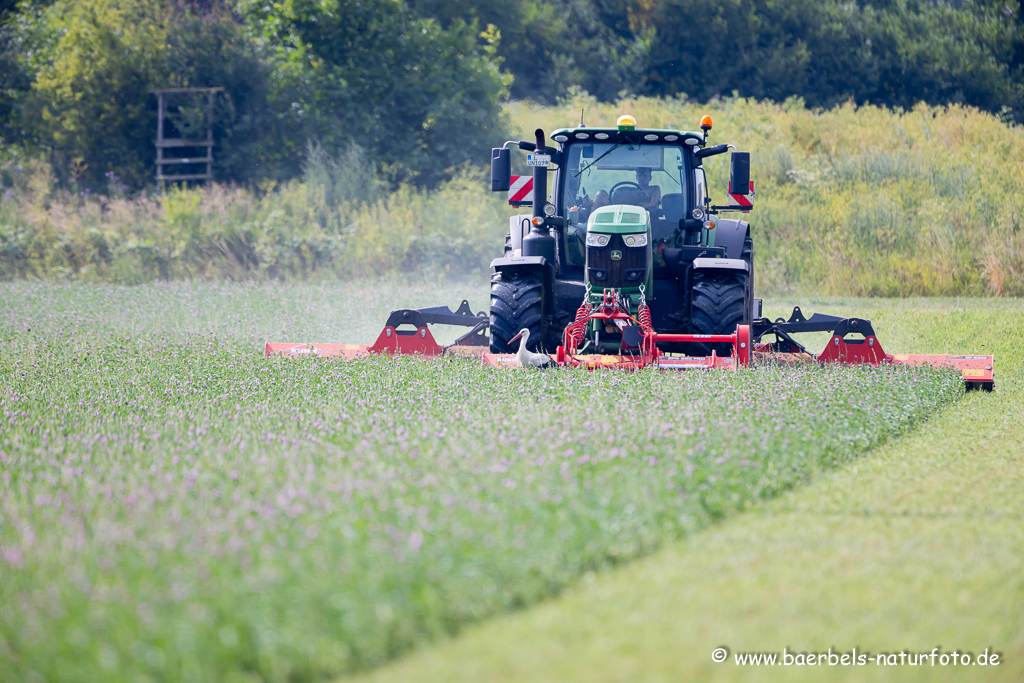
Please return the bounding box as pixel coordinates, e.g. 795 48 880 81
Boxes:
508 328 556 369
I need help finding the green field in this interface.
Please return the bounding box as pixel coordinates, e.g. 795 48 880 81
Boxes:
4 283 1016 682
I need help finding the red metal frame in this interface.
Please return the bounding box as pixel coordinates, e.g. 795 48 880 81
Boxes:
266 295 993 389
367 325 444 355
545 289 753 371
817 330 889 365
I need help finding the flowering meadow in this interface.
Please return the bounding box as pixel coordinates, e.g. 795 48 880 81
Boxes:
0 282 964 682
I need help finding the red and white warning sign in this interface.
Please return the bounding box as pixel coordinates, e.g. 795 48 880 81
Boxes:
728 181 755 212
508 175 534 203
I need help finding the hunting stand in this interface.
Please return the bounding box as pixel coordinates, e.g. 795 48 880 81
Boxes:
153 87 223 187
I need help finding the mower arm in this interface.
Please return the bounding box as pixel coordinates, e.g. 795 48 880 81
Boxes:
380 301 489 348
264 300 488 359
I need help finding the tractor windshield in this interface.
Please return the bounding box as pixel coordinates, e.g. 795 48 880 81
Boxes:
561 142 688 266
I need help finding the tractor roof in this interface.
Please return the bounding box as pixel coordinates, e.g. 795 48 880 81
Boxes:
550 126 706 146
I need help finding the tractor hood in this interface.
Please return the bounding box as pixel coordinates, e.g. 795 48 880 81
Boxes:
587 205 650 234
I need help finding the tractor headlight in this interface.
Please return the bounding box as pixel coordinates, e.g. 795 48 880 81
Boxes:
586 233 611 247
623 233 648 248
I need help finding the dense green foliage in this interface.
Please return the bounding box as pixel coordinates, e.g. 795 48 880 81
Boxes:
252 0 510 188
18 0 172 188
644 0 1024 114
2 0 509 189
409 0 1024 115
1 0 1023 191
0 0 27 145
0 282 963 681
408 0 652 103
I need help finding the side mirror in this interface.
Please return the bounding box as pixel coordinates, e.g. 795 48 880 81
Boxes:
730 151 750 195
491 148 510 192
695 144 729 159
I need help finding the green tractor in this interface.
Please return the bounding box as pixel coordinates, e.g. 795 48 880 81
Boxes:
489 113 758 355
267 112 995 387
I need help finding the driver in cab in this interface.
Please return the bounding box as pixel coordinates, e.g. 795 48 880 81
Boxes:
634 167 661 211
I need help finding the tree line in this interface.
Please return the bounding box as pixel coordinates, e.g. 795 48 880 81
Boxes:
0 0 1021 192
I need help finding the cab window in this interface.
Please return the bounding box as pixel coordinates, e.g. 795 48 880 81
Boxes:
562 141 687 266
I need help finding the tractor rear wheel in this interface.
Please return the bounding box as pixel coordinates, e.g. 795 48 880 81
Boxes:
691 273 749 356
489 271 546 353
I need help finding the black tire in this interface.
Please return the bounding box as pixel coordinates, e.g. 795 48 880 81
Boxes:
691 273 749 355
489 271 545 353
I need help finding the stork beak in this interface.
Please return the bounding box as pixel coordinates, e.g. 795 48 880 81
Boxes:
509 332 522 344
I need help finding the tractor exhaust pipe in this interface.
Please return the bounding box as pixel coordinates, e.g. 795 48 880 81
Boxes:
522 128 556 266
532 128 547 221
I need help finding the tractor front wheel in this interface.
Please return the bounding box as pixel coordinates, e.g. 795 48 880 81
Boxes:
489 271 546 353
691 273 749 356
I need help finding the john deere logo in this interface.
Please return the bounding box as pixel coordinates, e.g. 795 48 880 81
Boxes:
611 250 623 261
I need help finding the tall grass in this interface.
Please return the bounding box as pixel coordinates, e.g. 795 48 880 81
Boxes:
2 97 1023 294
0 150 509 283
514 95 1024 296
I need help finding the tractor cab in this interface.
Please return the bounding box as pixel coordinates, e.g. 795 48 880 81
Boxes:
489 114 758 355
557 119 698 270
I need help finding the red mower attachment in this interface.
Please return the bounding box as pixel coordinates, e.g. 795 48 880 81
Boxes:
266 296 993 390
483 295 995 390
753 309 995 391
265 301 489 359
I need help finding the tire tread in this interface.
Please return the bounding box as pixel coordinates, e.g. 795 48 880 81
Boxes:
489 272 545 353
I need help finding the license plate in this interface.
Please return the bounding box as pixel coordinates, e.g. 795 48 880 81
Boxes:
527 154 551 167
